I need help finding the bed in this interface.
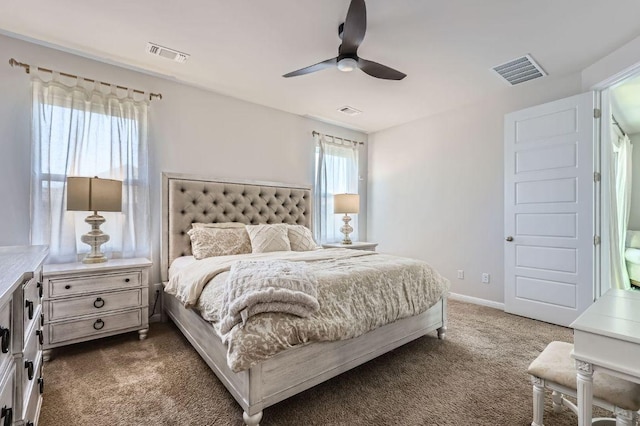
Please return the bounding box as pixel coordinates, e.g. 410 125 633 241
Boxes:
160 173 448 425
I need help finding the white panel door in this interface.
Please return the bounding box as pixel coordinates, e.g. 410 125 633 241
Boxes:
504 92 596 327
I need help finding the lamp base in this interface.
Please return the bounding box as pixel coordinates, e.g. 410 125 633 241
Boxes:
340 214 353 245
81 213 110 264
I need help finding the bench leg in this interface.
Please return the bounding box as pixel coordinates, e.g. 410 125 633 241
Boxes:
531 377 545 426
551 391 563 413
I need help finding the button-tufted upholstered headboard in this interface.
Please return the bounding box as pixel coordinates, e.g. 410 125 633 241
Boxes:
161 173 312 282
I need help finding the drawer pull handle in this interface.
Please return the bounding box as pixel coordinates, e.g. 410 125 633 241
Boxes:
93 319 105 330
1 406 12 426
40 313 45 327
25 360 34 380
125 278 130 283
27 422 34 426
0 328 9 354
93 297 105 309
36 330 43 346
25 300 34 320
37 281 43 298
64 285 71 290
38 377 44 394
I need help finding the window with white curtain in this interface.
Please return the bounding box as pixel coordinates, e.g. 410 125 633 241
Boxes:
30 75 150 263
313 133 359 244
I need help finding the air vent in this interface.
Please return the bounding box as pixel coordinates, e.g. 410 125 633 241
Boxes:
492 54 546 85
146 43 190 64
337 106 362 116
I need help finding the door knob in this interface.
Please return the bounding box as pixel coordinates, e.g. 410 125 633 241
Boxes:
505 236 514 242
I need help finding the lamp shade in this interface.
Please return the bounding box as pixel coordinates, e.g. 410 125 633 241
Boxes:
334 193 359 214
67 177 122 212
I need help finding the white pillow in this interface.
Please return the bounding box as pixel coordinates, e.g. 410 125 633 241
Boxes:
187 227 251 260
287 225 318 251
245 224 291 253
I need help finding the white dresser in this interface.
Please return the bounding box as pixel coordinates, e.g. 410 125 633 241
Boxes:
0 245 48 426
42 258 151 361
321 242 378 251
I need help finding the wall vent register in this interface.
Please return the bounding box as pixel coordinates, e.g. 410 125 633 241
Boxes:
492 54 546 85
146 42 190 63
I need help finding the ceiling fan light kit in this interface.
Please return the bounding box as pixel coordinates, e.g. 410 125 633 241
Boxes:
283 0 406 80
337 57 358 72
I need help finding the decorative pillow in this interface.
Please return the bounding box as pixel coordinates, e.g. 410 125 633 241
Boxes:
245 224 291 253
187 227 251 260
287 225 318 251
192 222 246 229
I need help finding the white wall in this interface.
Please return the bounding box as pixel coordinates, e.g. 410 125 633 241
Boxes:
582 34 640 89
0 34 367 284
367 73 583 303
629 133 640 231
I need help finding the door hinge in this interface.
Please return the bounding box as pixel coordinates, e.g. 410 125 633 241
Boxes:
594 171 601 182
594 108 601 119
594 235 601 246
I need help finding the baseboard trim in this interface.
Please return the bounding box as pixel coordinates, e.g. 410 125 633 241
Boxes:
448 292 505 311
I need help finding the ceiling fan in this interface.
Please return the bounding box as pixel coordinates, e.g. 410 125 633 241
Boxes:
283 0 407 80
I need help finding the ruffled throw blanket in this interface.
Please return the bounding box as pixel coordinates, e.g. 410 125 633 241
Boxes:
220 260 319 334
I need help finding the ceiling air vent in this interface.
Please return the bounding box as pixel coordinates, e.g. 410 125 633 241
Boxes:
337 106 362 116
146 42 190 64
492 54 546 85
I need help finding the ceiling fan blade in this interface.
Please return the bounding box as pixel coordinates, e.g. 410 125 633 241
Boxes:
359 58 406 80
340 0 366 54
283 58 337 78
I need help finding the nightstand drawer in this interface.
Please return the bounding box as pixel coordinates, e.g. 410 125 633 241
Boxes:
48 309 142 344
48 271 141 298
47 289 142 321
0 300 11 371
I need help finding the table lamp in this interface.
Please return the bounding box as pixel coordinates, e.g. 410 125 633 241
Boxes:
334 193 359 245
67 176 122 263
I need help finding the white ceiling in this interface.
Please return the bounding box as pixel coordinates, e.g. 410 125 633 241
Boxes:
3 1 640 133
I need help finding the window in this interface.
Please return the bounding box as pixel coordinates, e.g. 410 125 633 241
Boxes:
31 77 150 263
313 133 359 243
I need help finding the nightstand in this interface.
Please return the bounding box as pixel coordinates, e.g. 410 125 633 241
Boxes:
41 258 151 361
322 242 378 251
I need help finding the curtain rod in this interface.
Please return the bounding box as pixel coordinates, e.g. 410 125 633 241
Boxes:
8 58 163 101
312 130 364 145
612 115 627 137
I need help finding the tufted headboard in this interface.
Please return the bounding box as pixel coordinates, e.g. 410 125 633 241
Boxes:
161 173 312 282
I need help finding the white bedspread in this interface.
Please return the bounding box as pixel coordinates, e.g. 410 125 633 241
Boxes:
166 249 450 372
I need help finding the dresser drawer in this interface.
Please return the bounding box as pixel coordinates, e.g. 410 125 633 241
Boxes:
48 271 141 298
23 278 42 343
0 300 11 372
47 289 143 321
0 363 15 426
21 326 41 399
48 309 142 344
22 362 42 426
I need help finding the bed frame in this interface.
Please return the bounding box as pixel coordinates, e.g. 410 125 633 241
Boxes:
161 173 447 425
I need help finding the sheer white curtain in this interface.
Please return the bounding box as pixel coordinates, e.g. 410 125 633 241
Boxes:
31 74 150 263
313 133 359 243
609 129 633 290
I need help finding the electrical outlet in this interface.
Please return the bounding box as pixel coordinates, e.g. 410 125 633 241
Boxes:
457 270 464 279
481 273 490 284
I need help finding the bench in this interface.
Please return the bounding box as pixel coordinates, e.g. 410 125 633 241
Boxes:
527 341 640 426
